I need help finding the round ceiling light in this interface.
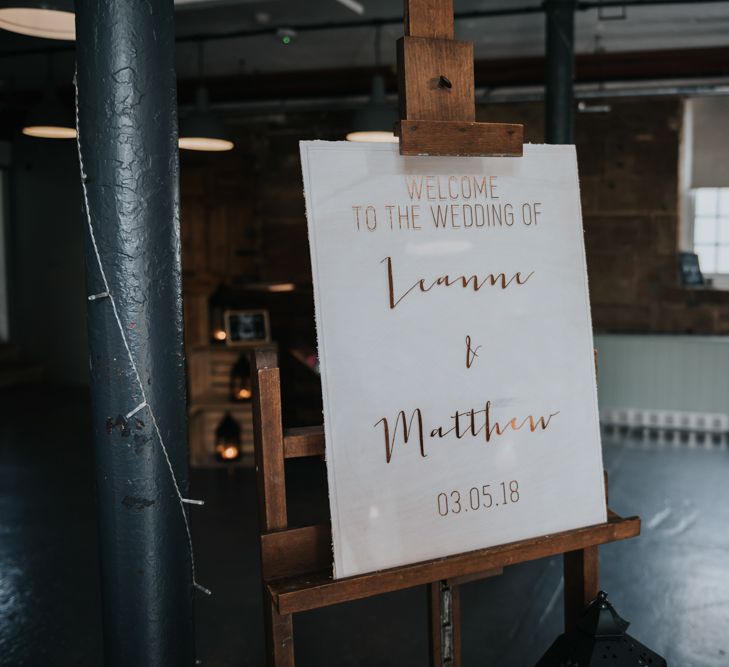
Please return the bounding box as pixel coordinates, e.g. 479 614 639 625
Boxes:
0 0 75 41
178 135 233 152
22 124 75 139
346 130 399 144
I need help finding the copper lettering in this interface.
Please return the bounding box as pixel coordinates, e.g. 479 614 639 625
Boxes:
382 256 534 310
374 409 426 463
380 402 560 463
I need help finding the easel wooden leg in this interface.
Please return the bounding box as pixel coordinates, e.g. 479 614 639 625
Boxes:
563 545 599 632
428 580 461 667
264 590 294 667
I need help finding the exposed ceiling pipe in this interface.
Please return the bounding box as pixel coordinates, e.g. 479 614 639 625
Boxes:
178 77 729 118
173 0 729 44
2 0 729 57
545 0 577 144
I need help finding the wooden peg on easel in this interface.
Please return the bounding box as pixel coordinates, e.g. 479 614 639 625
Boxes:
396 0 523 157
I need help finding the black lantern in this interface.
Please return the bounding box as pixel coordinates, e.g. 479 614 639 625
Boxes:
230 353 252 402
214 411 241 462
209 283 229 344
535 591 667 667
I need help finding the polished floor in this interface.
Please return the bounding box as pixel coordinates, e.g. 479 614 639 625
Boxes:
1 386 728 666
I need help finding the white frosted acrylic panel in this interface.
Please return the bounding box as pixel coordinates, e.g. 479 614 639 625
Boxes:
301 142 607 578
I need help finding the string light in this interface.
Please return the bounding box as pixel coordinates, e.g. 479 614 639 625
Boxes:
74 71 210 596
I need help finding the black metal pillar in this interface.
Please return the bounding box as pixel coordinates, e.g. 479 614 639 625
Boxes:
545 0 577 144
75 1 194 665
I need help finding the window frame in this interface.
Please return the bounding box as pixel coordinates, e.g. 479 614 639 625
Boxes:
690 186 729 289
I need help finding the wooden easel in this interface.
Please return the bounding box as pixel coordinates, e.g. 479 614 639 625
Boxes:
395 0 522 156
251 3 641 664
251 349 640 667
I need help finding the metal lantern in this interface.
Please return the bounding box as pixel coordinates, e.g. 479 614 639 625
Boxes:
535 591 667 667
208 283 229 344
230 353 252 402
214 411 241 463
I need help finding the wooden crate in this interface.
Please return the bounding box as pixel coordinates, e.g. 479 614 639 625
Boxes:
188 346 246 404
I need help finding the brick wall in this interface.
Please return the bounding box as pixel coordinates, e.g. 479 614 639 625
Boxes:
480 98 729 334
181 97 729 350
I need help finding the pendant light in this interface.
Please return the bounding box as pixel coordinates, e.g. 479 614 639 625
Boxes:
22 54 75 139
179 42 234 152
0 0 75 41
346 74 398 143
346 25 398 143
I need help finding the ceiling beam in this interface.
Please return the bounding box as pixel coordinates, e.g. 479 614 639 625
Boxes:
3 46 727 118
3 0 729 58
175 47 729 106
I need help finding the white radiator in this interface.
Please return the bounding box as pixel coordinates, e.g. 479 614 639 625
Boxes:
594 334 729 446
601 407 729 447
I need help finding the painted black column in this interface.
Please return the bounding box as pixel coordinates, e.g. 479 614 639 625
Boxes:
545 0 577 144
75 1 194 665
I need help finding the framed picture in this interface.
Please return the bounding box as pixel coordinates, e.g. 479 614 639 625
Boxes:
224 309 271 346
679 252 705 287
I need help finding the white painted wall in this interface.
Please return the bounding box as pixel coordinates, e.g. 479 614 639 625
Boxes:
687 97 729 189
595 334 729 416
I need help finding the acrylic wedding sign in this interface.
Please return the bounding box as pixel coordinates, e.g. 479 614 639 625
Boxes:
301 141 607 579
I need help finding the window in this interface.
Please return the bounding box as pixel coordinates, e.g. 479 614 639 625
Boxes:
692 187 729 275
682 98 729 285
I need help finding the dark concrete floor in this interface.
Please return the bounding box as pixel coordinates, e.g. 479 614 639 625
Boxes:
1 386 728 666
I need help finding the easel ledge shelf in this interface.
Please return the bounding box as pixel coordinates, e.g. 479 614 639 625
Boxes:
269 426 640 617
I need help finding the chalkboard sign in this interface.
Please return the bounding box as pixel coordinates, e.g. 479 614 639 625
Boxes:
224 309 270 346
